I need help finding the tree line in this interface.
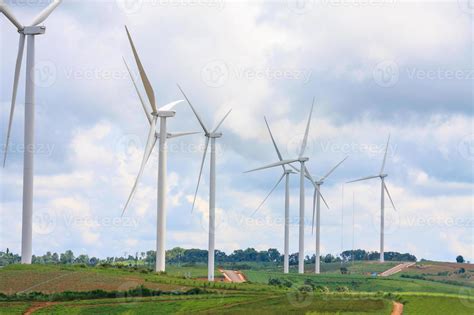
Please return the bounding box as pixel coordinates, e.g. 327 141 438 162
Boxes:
1 247 418 267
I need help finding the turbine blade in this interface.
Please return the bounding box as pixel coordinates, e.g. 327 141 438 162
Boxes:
177 84 209 134
191 137 209 213
383 182 397 211
320 156 349 182
380 134 391 175
346 175 379 184
319 190 330 210
30 0 62 26
0 1 23 30
244 159 299 173
159 100 184 111
212 109 232 133
299 97 314 158
251 172 285 217
3 34 25 167
123 57 152 124
125 25 156 113
264 116 283 163
122 118 157 216
167 131 200 139
304 165 315 184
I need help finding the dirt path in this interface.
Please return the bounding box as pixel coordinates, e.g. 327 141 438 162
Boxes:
220 270 246 283
24 302 57 315
380 262 416 277
391 301 403 315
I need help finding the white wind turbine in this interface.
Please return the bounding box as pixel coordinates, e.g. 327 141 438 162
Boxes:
346 135 396 263
306 156 348 274
121 26 197 272
177 85 231 281
246 116 299 274
1 0 62 264
246 99 316 274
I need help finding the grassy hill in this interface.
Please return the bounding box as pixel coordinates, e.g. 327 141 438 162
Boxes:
0 261 473 314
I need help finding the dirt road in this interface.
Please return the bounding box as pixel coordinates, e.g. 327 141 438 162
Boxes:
220 270 246 283
380 262 415 277
391 301 404 315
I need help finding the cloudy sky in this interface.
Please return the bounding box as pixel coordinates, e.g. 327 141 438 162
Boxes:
0 0 473 263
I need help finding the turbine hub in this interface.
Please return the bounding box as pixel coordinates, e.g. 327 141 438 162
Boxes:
22 26 46 35
157 110 176 118
208 132 222 138
380 174 388 178
298 157 309 162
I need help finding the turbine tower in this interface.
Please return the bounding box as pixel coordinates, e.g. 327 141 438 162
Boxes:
1 0 62 264
121 26 196 272
177 85 232 281
347 135 397 263
246 99 315 274
246 116 299 274
306 156 348 274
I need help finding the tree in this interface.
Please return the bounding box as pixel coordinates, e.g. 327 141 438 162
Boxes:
60 250 74 264
456 255 465 263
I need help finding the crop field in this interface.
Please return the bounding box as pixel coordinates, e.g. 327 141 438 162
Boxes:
394 261 474 287
243 270 472 295
1 262 473 314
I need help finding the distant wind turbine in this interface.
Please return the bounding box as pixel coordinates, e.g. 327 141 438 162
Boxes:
1 0 62 264
177 85 232 281
347 135 397 263
306 156 348 274
246 116 299 274
246 99 316 274
121 26 197 272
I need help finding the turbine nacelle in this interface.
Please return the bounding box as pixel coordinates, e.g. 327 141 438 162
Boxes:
207 132 222 139
22 26 45 35
155 110 176 118
298 157 309 163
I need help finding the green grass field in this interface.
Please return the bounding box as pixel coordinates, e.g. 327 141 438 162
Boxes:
0 262 473 314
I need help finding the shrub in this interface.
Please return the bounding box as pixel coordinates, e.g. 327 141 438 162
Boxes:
298 285 313 293
335 286 350 292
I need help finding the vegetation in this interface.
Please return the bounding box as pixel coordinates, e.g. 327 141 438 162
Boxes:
0 249 472 314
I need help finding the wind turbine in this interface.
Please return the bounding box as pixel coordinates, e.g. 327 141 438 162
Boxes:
246 99 315 274
1 0 62 264
246 116 299 274
177 85 231 281
121 26 196 272
306 156 348 274
346 135 396 263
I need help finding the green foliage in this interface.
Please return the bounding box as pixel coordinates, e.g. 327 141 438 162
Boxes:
456 255 465 263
